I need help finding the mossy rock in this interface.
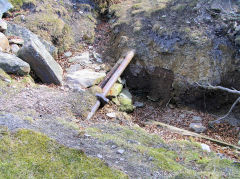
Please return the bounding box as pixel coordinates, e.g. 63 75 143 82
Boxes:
118 89 134 113
107 83 123 97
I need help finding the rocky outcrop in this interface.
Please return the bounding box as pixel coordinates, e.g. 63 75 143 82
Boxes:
108 0 240 106
0 52 30 75
5 23 58 58
17 36 63 85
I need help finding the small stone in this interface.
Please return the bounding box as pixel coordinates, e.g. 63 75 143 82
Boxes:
201 143 211 152
84 134 91 137
238 140 240 146
20 15 25 21
148 157 153 161
106 112 116 118
0 19 7 32
0 32 10 52
11 44 20 54
133 101 144 108
192 116 202 122
93 52 102 63
120 158 124 161
117 149 125 154
97 154 103 159
64 51 72 57
189 123 206 133
111 145 117 149
69 52 90 64
9 38 24 45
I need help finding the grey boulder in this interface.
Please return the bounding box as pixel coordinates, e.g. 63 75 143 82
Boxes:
17 37 63 85
0 52 30 75
5 22 58 58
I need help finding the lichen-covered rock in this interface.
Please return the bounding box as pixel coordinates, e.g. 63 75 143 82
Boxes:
108 0 240 105
107 83 123 97
17 36 63 85
118 88 133 113
0 51 30 75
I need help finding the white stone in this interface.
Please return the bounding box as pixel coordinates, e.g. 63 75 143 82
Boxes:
97 154 103 159
64 51 72 57
201 143 211 152
117 149 125 154
106 112 116 118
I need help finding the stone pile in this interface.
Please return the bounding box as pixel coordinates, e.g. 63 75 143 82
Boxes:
0 17 63 85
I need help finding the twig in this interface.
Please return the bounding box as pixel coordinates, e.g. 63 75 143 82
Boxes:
196 82 240 125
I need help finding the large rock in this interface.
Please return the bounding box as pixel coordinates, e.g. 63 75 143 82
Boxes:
66 69 106 88
108 0 239 106
17 37 63 85
0 52 30 75
0 32 10 52
5 22 58 58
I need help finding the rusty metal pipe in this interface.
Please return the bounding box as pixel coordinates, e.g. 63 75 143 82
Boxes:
102 50 135 96
86 50 135 120
98 58 123 88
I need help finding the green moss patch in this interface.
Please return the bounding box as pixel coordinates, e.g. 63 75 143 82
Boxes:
86 124 240 177
0 129 127 178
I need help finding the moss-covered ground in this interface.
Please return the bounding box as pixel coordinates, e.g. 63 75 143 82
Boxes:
0 128 127 178
86 124 240 178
